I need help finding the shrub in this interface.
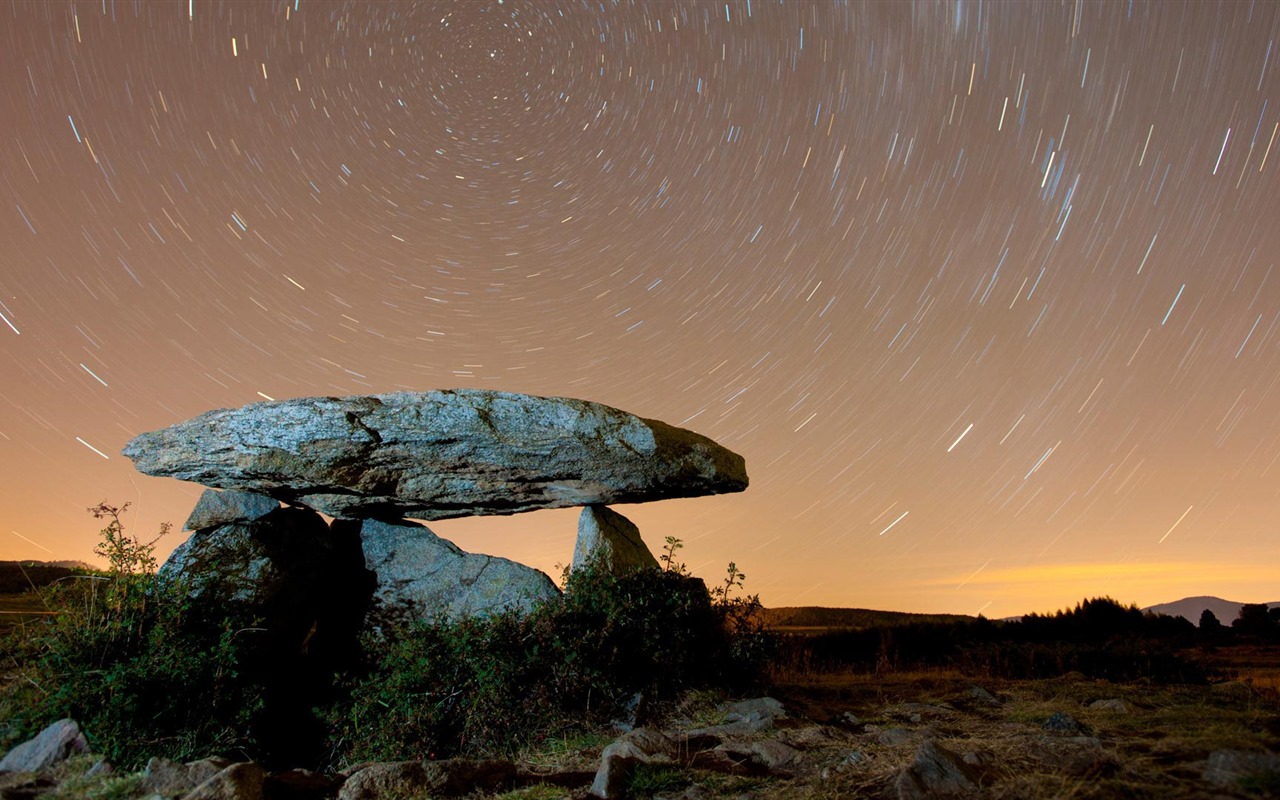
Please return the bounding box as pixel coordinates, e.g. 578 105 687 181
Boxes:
324 556 772 767
0 504 266 768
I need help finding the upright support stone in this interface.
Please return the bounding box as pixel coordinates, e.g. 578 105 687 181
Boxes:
572 505 658 574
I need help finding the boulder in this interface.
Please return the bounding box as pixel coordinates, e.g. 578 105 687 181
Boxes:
894 740 979 799
184 762 265 800
338 760 515 800
572 505 658 574
160 506 374 659
1203 749 1280 788
590 728 682 799
122 389 748 519
184 489 278 531
349 518 560 624
140 756 233 796
0 719 89 773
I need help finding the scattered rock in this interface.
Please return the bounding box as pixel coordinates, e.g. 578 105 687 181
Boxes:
184 762 265 800
572 505 659 574
713 739 803 775
690 697 786 736
0 719 90 774
419 759 517 796
1087 698 1133 713
590 728 681 799
140 756 233 796
123 389 749 519
351 518 561 624
964 684 1000 705
877 727 915 746
1202 749 1280 788
184 489 279 531
337 762 427 800
611 692 652 733
894 740 979 799
1041 711 1086 734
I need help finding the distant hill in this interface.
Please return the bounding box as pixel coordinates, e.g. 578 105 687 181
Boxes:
762 606 974 630
1142 596 1280 625
0 560 95 595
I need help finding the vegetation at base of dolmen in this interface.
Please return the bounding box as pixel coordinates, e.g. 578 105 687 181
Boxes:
0 509 773 772
774 596 1222 683
0 503 269 769
324 538 774 767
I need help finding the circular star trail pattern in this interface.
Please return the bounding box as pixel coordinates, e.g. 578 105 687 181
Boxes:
1 1 1278 616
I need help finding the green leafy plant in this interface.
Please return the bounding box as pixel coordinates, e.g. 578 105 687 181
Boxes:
325 553 772 768
659 536 687 575
0 503 264 768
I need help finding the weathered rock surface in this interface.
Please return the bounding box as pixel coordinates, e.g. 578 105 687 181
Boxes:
349 518 560 623
160 506 374 657
572 505 658 574
0 719 89 773
1202 749 1280 788
338 759 516 800
894 740 979 799
184 489 279 531
140 756 233 796
122 389 748 519
184 762 266 800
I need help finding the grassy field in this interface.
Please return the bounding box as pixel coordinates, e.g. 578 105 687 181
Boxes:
0 592 56 638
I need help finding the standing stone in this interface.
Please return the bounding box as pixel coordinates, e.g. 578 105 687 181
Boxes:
346 518 560 624
184 489 279 531
122 389 748 519
572 505 658 574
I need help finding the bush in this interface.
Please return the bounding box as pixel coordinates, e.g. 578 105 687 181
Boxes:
1 504 266 768
3 515 770 771
325 555 772 766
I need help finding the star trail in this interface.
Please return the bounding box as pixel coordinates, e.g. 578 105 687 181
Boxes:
2 1 1278 617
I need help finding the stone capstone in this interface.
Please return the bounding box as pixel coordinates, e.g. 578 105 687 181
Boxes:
572 505 658 574
122 389 748 519
349 518 561 624
184 489 279 531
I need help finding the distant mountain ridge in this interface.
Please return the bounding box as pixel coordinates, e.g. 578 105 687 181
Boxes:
761 606 973 630
0 560 95 595
1142 596 1280 625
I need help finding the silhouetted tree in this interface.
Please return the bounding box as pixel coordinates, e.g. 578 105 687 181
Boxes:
1199 608 1222 631
1233 603 1278 639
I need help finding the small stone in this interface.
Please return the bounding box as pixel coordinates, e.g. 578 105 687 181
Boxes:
184 489 279 531
140 757 233 797
0 719 90 773
337 762 428 800
964 684 1000 705
184 762 265 800
1203 749 1280 788
1087 698 1132 713
590 728 680 799
572 505 659 575
1042 711 1086 734
894 740 979 799
877 728 914 747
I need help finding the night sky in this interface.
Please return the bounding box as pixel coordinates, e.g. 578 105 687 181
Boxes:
2 0 1278 618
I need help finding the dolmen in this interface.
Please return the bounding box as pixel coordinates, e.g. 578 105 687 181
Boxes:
122 389 748 632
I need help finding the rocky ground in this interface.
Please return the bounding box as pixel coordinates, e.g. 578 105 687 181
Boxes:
2 668 1279 800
